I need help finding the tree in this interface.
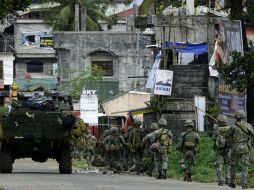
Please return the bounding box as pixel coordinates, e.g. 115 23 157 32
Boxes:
0 0 32 20
219 44 254 122
41 0 126 31
60 65 105 100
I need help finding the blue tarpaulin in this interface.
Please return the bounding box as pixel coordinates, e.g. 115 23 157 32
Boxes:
161 42 208 55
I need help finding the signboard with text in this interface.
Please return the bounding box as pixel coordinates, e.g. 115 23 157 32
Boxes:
80 90 98 126
154 70 173 96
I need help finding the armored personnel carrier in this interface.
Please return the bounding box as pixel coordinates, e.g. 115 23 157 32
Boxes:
0 92 76 174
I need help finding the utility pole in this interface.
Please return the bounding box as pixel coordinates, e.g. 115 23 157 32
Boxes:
133 0 139 89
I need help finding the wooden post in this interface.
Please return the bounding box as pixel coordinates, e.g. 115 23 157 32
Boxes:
75 4 80 32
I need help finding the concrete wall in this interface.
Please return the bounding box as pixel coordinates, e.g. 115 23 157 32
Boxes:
155 16 222 58
54 32 152 92
144 64 209 139
14 19 55 58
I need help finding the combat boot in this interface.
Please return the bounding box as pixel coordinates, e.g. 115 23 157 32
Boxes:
228 183 236 188
183 173 188 181
218 181 223 186
156 172 162 179
188 174 192 182
242 184 248 189
161 169 167 179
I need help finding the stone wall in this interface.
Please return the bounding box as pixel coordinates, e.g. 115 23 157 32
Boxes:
53 32 152 93
144 64 209 139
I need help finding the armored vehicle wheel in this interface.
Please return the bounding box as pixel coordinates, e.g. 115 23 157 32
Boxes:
0 149 13 173
59 144 72 174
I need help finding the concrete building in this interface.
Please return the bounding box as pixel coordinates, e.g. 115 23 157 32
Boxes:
14 19 57 91
53 31 152 94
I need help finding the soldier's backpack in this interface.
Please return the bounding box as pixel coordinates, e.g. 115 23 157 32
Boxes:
215 134 226 148
109 136 122 151
183 131 196 149
129 128 142 151
158 129 172 146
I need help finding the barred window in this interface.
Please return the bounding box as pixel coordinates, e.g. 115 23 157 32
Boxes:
92 61 113 77
27 61 43 73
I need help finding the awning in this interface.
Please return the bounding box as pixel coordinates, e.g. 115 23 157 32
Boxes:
111 107 154 116
161 42 208 55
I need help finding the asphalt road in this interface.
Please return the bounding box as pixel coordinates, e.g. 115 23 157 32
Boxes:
0 159 244 190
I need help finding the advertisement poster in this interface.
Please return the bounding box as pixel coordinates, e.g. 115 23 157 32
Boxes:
22 31 54 49
216 20 246 119
154 69 173 96
80 90 98 126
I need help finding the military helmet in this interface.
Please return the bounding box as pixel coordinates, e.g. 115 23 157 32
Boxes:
104 129 110 135
218 115 228 123
148 123 159 130
110 126 119 134
158 118 167 126
234 110 246 119
184 119 194 127
133 118 142 126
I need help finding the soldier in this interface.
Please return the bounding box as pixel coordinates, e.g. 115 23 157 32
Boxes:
150 118 173 179
106 126 126 172
176 119 200 182
71 117 86 160
99 129 110 167
84 130 97 167
142 123 159 176
127 118 144 175
212 115 231 186
228 110 254 189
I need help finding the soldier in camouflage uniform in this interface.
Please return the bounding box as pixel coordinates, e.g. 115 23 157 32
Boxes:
127 118 144 174
150 118 173 179
71 117 87 160
177 119 200 182
99 129 110 167
228 110 254 189
142 123 159 176
84 130 97 167
212 115 231 186
106 126 126 172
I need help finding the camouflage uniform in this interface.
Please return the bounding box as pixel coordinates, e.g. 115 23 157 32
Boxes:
84 132 97 167
228 110 254 189
150 118 173 179
212 115 231 186
106 127 126 172
71 117 87 160
177 119 200 182
99 130 110 167
127 119 144 174
142 123 159 176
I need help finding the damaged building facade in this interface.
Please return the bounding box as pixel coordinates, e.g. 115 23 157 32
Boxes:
53 31 152 99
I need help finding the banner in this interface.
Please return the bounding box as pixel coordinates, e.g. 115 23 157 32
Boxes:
154 69 173 96
146 51 161 89
80 90 98 126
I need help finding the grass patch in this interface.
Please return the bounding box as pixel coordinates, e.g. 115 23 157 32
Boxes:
167 135 254 187
167 136 216 182
73 159 88 169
